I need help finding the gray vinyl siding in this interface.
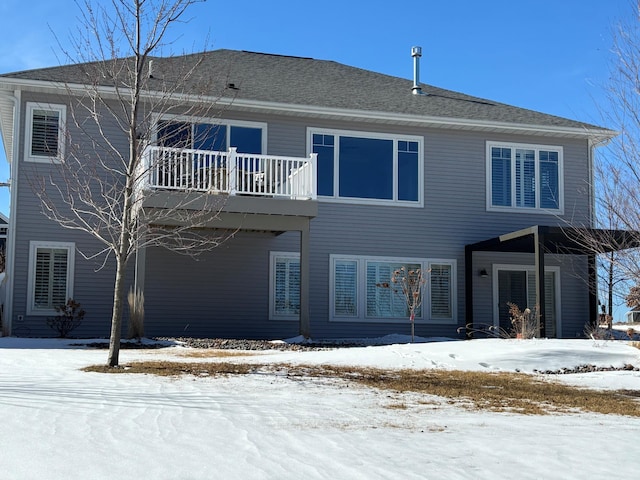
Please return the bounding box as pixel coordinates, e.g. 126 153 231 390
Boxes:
144 232 301 339
9 92 594 339
11 92 132 337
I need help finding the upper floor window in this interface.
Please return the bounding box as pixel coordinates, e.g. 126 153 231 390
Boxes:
487 142 563 213
27 241 75 315
25 103 66 162
309 128 423 206
156 117 264 154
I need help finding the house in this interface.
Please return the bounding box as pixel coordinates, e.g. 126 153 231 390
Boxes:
0 212 7 260
625 308 640 324
0 48 633 339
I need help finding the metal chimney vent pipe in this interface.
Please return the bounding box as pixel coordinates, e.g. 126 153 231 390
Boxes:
411 46 422 95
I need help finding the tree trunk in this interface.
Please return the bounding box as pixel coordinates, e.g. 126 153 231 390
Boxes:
107 173 135 367
107 256 126 367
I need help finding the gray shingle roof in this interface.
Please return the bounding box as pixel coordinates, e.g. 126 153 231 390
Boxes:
0 49 609 133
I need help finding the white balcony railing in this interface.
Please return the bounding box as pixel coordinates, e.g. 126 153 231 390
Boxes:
141 146 317 200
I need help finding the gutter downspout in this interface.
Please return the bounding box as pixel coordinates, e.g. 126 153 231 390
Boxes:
0 89 20 336
588 138 596 227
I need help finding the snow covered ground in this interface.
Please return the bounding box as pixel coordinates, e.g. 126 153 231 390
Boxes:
0 336 639 480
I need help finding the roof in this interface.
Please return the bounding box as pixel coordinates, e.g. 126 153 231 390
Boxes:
0 49 614 137
466 226 640 255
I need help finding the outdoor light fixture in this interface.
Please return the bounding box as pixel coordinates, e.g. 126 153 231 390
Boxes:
479 268 488 278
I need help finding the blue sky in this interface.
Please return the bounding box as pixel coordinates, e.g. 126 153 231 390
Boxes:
0 0 633 313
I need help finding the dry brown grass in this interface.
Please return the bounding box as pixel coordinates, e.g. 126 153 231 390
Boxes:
83 361 640 417
631 341 640 350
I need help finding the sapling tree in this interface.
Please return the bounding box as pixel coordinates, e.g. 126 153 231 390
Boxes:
32 0 235 366
378 266 426 342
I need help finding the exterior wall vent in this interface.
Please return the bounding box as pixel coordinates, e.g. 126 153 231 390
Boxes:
411 46 423 95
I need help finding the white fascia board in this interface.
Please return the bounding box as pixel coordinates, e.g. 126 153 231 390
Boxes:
0 76 617 140
0 91 17 164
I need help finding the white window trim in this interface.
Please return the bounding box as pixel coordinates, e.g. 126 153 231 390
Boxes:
329 255 457 324
269 251 300 321
25 102 66 163
26 241 75 316
491 264 561 334
153 113 268 153
307 127 424 207
485 141 564 214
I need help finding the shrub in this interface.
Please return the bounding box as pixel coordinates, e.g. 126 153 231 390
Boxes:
507 302 539 339
584 322 615 340
459 302 540 339
46 299 85 337
127 287 144 341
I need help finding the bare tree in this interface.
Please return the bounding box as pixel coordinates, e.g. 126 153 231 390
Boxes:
565 3 640 319
594 4 640 302
593 164 630 317
377 266 426 342
31 0 235 366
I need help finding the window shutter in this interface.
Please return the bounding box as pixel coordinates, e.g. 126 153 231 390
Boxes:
430 264 452 319
274 256 300 316
491 147 511 207
540 150 559 209
31 110 60 157
51 249 68 307
366 262 391 316
33 247 68 309
34 250 50 308
515 149 536 208
287 260 300 315
334 260 357 316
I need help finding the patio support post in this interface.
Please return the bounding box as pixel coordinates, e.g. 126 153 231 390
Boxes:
299 221 311 338
534 228 546 338
464 245 473 338
587 253 598 328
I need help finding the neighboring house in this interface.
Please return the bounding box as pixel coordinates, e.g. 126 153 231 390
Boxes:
625 308 640 324
0 213 6 329
0 212 7 255
0 49 634 339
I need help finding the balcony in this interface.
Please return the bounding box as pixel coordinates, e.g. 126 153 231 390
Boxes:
134 147 317 337
141 146 317 200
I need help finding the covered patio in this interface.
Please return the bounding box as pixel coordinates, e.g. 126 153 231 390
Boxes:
465 226 640 338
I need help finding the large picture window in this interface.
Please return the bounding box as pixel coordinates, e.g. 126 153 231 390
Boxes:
25 102 66 162
27 241 75 315
487 142 563 213
310 129 423 205
156 118 264 154
330 255 456 323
